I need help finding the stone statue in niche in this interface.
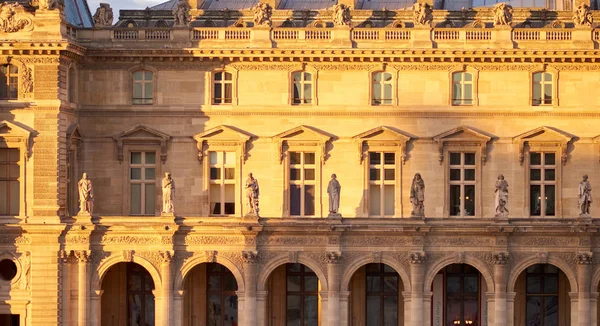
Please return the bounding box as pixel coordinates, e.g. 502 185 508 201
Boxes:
493 3 513 26
579 174 592 217
245 173 260 216
162 172 175 214
252 2 272 27
93 3 114 27
77 173 93 215
19 251 30 290
172 0 190 27
494 174 509 218
410 173 425 218
412 3 433 26
327 174 341 217
332 4 352 27
573 3 593 27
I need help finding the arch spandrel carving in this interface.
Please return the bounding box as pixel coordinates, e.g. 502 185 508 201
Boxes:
340 252 412 292
256 252 329 292
175 251 245 293
92 252 163 293
507 252 578 293
424 252 495 293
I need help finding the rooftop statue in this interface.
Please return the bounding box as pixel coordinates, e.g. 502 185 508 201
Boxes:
173 0 191 27
412 3 433 27
573 3 593 27
93 3 114 27
332 4 352 27
252 2 273 27
493 3 513 26
39 0 64 11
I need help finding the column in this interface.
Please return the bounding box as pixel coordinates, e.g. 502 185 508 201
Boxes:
339 291 350 326
256 291 268 326
159 251 173 326
173 290 184 326
59 250 72 325
326 252 341 326
493 252 509 326
74 250 90 326
89 290 103 326
577 252 593 326
243 251 259 326
409 252 426 326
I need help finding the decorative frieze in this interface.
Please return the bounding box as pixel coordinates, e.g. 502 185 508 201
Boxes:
511 236 578 247
257 236 326 246
344 236 411 246
0 235 31 244
101 235 161 245
426 236 494 246
185 236 244 245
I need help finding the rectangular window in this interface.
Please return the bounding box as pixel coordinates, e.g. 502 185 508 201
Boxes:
452 72 473 106
0 65 18 100
132 71 153 105
289 152 316 217
0 148 19 216
213 72 233 104
130 152 156 215
372 72 393 106
449 152 476 217
209 151 236 216
532 72 553 106
369 152 395 217
292 71 313 105
529 152 556 217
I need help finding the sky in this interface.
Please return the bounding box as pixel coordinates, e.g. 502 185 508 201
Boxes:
86 0 166 19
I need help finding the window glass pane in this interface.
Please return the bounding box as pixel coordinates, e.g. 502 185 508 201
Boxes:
453 73 462 82
384 153 395 165
544 297 559 326
0 181 7 215
384 185 394 216
446 298 461 326
208 275 221 291
450 153 461 165
208 295 222 326
130 168 142 180
224 152 235 164
304 84 312 101
286 295 301 325
464 72 472 82
370 152 381 165
134 71 143 81
544 153 555 165
464 185 475 216
214 72 222 81
544 276 558 294
290 168 300 181
144 71 153 80
145 184 155 214
526 296 542 325
544 72 552 81
366 295 381 326
367 275 381 292
464 276 478 292
210 168 221 180
464 169 475 181
304 275 318 292
450 185 461 216
373 72 382 82
372 83 381 104
527 265 542 273
305 169 315 181
383 264 395 273
133 83 142 99
224 168 235 180
533 73 542 82
304 185 315 216
545 185 555 216
544 84 552 103
145 168 155 180
290 152 301 165
214 83 222 102
304 296 318 326
8 181 17 215
369 186 381 216
210 184 221 215
290 185 301 216
527 276 542 293
224 273 237 291
464 153 475 165
288 263 302 272
383 84 392 102
224 84 232 103
544 169 555 181
224 184 235 215
530 152 541 165
292 72 301 82
8 149 18 163
530 185 541 216
532 84 541 105
384 169 395 181
209 152 218 165
545 265 558 273
287 275 301 292
9 164 18 179
463 298 478 325
130 184 141 214
224 72 232 81
464 84 473 100
530 169 541 181
383 295 398 325
145 152 156 164
383 276 398 292
144 83 153 100
450 169 461 181
304 73 312 81
131 152 142 164
304 153 315 165
446 276 461 292
366 264 380 273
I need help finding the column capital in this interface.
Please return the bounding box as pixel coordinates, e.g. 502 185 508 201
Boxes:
493 252 510 265
58 249 72 263
242 250 258 264
158 250 174 264
74 250 91 263
409 252 427 264
577 252 593 265
326 251 341 264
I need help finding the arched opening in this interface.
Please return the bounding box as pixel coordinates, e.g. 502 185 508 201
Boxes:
514 264 570 326
183 262 239 325
430 264 487 326
266 263 323 326
101 262 155 326
348 263 404 326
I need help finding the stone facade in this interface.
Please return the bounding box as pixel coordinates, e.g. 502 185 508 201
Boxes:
3 0 600 325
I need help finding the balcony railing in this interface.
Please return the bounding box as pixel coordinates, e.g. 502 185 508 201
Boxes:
74 27 599 50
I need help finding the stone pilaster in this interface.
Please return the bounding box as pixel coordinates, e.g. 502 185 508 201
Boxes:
159 251 173 326
493 252 509 326
326 252 341 326
409 252 426 326
74 250 90 326
577 252 593 326
242 251 258 326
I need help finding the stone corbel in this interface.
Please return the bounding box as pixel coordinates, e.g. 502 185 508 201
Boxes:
160 140 167 164
481 142 488 165
518 141 525 165
320 141 327 165
437 142 444 165
196 140 206 162
560 144 568 166
357 140 365 164
116 140 124 163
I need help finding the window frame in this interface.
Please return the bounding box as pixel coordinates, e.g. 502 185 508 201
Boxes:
206 263 239 325
370 70 396 106
209 68 238 106
290 68 318 106
448 152 477 218
282 143 323 218
524 148 561 218
288 151 317 217
0 121 30 219
285 264 319 326
449 67 479 106
127 149 159 216
207 151 238 217
530 69 559 107
131 69 155 105
443 264 481 326
365 263 400 326
0 64 19 101
367 151 399 218
442 146 483 218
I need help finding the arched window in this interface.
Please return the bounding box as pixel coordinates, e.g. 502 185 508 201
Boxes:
155 20 168 28
371 72 393 106
532 72 553 106
525 264 559 325
213 71 233 105
366 263 399 325
206 263 238 324
281 20 295 27
0 64 18 100
452 72 474 106
286 264 318 325
132 70 153 105
204 20 216 27
125 20 137 28
292 71 313 105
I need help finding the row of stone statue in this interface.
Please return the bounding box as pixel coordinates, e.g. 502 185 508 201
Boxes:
77 172 593 218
